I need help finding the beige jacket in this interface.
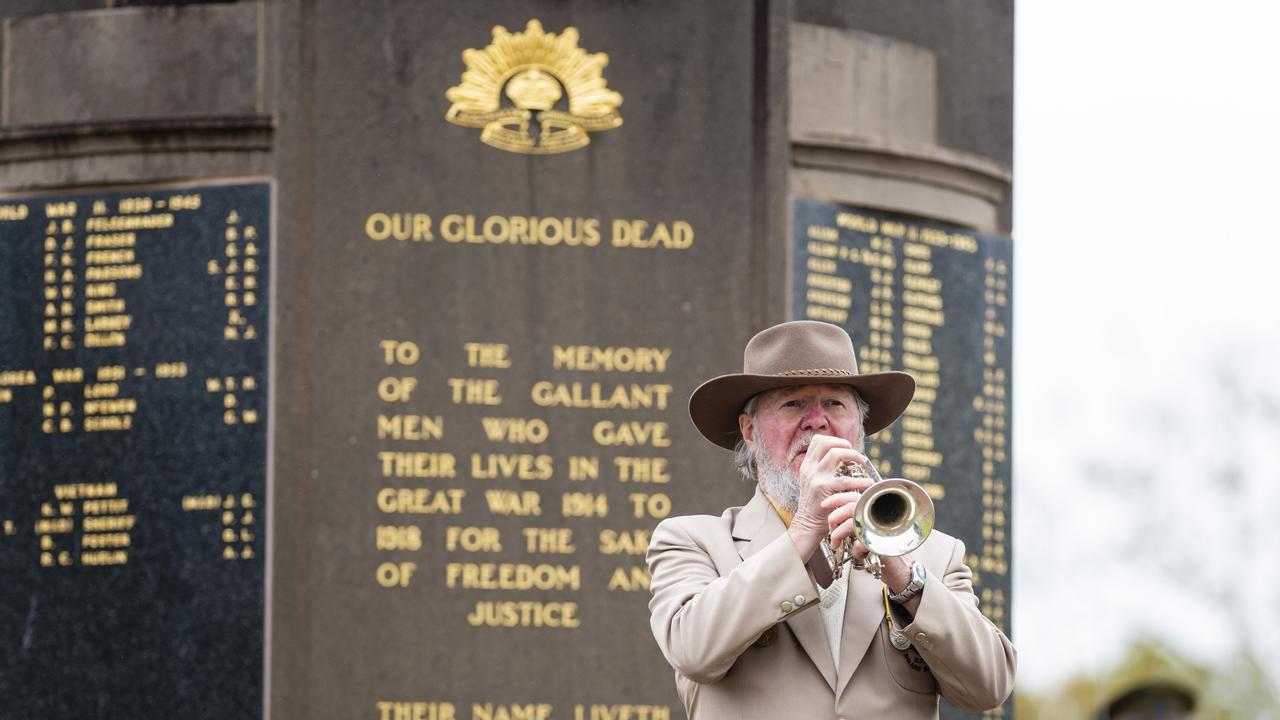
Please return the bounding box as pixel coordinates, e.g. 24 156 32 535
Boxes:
647 489 1016 718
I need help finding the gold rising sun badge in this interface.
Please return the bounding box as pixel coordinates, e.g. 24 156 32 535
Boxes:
445 20 623 154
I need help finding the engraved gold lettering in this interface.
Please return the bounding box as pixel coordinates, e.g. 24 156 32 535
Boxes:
470 453 553 481
80 550 128 565
574 706 670 720
530 382 671 410
610 219 693 249
465 600 580 628
806 257 837 273
903 259 932 275
380 340 421 365
806 225 837 241
627 492 670 518
598 529 650 555
806 289 852 308
377 488 465 514
45 201 77 218
464 343 511 368
84 233 135 249
378 415 445 441
593 421 670 447
613 457 669 483
568 456 599 481
0 203 29 221
607 565 651 591
805 273 852 292
480 417 548 444
376 561 417 587
448 378 502 405
561 492 608 517
376 525 423 551
0 370 36 386
377 377 418 402
551 346 671 373
366 213 435 242
902 307 945 326
522 527 575 553
805 306 848 323
446 562 580 590
484 490 542 516
835 212 876 232
472 704 552 720
377 451 457 478
375 701 456 720
901 353 939 372
446 526 503 552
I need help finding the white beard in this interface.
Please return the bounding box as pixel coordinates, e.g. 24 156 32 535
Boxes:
757 456 800 513
753 429 808 514
752 429 866 514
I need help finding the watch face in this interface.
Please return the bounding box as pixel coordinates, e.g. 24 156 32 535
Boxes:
911 561 926 586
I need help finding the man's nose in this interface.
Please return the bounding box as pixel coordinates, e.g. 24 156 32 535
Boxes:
800 404 830 430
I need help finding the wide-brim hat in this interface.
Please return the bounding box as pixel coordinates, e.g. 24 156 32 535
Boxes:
689 320 916 450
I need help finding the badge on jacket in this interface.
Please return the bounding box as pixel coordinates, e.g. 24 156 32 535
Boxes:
753 626 777 647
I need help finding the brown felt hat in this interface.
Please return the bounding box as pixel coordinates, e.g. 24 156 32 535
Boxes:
689 320 916 450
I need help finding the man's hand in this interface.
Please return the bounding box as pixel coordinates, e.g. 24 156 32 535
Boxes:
784 434 875 561
822 487 921 615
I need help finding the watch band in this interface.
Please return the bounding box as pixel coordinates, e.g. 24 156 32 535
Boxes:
888 561 926 604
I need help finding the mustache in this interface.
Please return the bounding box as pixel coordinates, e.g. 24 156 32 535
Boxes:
787 432 818 463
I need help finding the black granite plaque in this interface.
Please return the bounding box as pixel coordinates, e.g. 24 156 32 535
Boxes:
0 182 269 718
791 197 1013 718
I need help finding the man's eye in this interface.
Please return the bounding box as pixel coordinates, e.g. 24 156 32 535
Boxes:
825 400 845 408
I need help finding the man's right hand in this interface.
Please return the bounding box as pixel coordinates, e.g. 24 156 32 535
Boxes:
785 435 875 561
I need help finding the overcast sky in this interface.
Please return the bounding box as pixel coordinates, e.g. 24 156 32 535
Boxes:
1012 0 1280 691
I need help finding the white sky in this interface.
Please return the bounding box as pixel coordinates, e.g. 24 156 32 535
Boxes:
1013 0 1280 692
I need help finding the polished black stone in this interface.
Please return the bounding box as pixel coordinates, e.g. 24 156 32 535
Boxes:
0 182 269 718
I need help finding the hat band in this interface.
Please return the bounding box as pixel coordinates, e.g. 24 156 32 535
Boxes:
771 368 855 377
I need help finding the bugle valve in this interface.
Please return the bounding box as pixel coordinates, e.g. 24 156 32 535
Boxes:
823 458 935 581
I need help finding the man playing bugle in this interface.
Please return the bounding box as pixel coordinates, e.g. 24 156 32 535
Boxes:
647 321 1015 717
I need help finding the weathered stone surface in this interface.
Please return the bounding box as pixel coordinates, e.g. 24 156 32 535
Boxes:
4 3 260 126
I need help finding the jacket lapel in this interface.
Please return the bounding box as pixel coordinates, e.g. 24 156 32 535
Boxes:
734 490 837 691
835 563 891 697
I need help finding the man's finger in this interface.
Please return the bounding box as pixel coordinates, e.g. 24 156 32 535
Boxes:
828 517 856 546
820 490 861 511
801 435 853 470
818 444 866 472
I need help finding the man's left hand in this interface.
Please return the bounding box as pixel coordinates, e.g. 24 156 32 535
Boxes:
821 492 921 614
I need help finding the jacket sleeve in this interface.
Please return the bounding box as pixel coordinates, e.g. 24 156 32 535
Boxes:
901 536 1017 711
646 517 819 684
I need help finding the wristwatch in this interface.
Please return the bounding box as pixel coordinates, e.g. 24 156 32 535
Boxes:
888 561 926 604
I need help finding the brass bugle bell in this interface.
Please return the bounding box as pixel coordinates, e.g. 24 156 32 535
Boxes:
852 477 934 579
826 459 935 580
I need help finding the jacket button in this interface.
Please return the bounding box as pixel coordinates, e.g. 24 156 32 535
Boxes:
794 594 806 605
915 632 928 642
780 600 793 613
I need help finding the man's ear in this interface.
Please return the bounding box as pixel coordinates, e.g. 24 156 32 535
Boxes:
738 413 754 450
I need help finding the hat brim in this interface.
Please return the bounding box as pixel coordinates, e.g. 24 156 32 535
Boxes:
688 371 917 450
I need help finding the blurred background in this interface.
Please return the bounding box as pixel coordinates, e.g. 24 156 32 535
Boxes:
1014 1 1280 716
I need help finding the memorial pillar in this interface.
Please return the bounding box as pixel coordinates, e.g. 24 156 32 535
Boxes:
0 2 1013 719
